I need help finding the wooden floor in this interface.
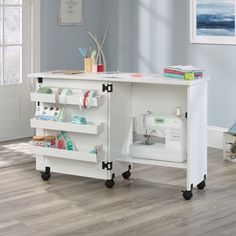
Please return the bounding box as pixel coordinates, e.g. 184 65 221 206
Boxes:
1 142 236 236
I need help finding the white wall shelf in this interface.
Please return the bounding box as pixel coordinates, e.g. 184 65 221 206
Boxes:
31 119 104 135
31 92 104 107
31 146 104 163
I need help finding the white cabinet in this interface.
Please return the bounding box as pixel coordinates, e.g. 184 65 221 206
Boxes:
30 72 208 200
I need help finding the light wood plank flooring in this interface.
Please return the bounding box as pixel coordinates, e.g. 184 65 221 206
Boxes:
0 141 236 236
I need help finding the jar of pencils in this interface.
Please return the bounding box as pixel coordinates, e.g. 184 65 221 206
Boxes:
84 58 93 73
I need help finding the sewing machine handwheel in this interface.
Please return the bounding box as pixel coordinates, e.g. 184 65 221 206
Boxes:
197 180 206 190
182 190 193 200
122 170 131 180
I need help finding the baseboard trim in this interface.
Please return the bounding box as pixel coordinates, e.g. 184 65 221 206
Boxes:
0 132 34 143
208 126 228 149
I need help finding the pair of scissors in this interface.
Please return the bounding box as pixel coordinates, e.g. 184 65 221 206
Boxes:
79 47 88 58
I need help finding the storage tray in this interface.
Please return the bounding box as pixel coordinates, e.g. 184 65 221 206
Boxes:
31 146 104 163
31 119 104 135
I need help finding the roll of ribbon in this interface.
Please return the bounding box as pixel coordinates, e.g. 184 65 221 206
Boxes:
55 88 62 109
83 90 90 109
176 107 182 117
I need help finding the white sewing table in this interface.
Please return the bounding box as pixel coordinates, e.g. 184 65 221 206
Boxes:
29 72 208 200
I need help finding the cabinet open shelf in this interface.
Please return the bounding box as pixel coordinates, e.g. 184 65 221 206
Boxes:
31 119 104 135
31 92 104 107
31 146 104 163
116 155 187 169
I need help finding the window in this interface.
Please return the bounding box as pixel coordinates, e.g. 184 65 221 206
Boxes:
0 0 22 85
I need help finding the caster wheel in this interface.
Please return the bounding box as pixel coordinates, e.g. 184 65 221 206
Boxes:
105 179 115 188
122 170 131 180
182 190 193 200
197 180 206 190
41 172 51 181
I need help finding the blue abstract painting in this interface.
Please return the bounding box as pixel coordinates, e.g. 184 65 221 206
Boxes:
197 0 235 36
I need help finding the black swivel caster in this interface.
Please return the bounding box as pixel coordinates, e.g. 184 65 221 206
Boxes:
122 165 132 180
182 190 193 200
197 180 206 190
105 179 115 188
41 172 51 181
122 170 131 180
41 167 51 181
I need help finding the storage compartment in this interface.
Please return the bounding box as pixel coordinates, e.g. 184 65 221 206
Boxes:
130 111 187 163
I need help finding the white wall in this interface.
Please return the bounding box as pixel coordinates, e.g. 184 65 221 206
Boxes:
40 0 236 128
102 0 236 128
40 0 102 71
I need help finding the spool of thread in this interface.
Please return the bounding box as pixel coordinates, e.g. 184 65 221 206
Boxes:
176 107 182 117
97 64 104 72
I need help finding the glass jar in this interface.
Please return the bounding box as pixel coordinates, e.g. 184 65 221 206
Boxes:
32 136 44 147
44 136 56 148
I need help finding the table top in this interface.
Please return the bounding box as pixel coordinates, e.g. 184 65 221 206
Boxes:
29 71 209 86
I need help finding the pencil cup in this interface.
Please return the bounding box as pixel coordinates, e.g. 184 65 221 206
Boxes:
84 58 92 73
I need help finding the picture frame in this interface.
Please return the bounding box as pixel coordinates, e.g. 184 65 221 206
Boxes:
190 0 236 45
58 0 83 26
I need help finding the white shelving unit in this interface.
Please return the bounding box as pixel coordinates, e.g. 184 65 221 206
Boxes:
29 72 208 200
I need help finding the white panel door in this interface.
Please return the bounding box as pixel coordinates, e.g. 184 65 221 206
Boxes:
0 0 33 141
187 81 208 191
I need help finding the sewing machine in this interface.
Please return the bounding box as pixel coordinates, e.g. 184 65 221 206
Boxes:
130 112 187 163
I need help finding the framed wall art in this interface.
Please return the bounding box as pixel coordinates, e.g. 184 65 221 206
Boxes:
190 0 236 44
58 0 83 26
